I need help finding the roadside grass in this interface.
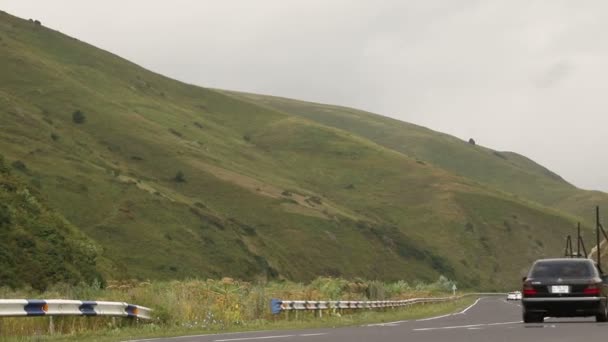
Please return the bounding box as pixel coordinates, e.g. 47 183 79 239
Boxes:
1 296 474 341
0 277 469 341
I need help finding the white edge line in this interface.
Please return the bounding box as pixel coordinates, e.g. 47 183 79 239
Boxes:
416 313 453 322
123 330 278 342
368 296 485 326
299 333 328 337
413 320 522 332
214 335 295 342
457 297 483 315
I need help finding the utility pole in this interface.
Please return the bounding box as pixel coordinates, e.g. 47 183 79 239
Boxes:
577 223 581 257
597 206 601 270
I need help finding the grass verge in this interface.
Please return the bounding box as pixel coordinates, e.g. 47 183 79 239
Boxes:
3 297 476 341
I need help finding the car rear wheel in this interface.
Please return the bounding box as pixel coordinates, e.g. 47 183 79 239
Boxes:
596 302 608 322
523 312 544 323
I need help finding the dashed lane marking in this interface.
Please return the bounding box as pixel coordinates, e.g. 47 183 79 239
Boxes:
214 333 328 341
215 335 295 341
413 320 522 332
416 313 453 322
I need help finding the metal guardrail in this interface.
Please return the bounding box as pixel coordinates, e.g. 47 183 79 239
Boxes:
270 296 458 315
0 299 152 319
270 293 506 315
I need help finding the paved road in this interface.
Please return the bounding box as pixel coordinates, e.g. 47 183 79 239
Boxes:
128 297 608 342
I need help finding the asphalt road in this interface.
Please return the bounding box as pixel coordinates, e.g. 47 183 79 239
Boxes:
128 297 608 342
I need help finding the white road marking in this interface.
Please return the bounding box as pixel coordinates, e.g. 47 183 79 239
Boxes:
125 330 275 342
416 313 453 321
213 333 327 342
413 320 522 332
457 297 483 315
366 321 405 327
368 295 486 327
214 335 294 341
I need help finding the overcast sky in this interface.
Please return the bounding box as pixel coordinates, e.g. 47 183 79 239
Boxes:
4 1 608 191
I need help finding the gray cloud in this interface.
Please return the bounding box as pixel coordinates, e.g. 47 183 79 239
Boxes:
4 0 608 191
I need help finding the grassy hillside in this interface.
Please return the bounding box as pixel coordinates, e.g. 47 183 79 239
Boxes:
0 155 103 290
226 92 608 224
0 11 595 290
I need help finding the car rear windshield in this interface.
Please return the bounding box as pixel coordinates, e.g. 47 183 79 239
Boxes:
529 260 596 278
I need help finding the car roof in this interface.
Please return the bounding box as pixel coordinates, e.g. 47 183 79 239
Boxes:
533 258 593 263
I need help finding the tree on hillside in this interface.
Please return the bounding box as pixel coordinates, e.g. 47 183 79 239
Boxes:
468 138 476 145
72 110 86 124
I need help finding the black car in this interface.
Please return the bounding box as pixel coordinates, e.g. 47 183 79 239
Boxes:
521 258 608 323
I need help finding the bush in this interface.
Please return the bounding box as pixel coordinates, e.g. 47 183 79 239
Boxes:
0 155 9 174
468 138 476 145
174 171 186 183
168 128 182 137
11 160 26 172
72 110 86 124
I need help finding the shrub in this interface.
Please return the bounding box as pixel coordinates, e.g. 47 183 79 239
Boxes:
174 171 186 183
0 155 9 174
168 128 182 137
468 138 476 145
50 133 59 141
0 204 11 227
72 110 86 124
11 160 26 172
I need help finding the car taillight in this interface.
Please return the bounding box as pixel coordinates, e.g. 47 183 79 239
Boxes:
523 283 537 296
584 284 601 295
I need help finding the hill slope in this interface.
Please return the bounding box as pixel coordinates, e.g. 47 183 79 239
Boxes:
0 155 103 290
0 11 598 289
226 92 608 225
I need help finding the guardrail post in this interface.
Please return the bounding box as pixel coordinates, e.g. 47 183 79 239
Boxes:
48 316 54 335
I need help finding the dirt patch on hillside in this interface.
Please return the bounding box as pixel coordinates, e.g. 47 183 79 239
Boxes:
187 160 359 220
116 174 175 201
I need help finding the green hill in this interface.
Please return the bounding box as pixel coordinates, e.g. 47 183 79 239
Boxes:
224 91 608 226
0 10 600 290
0 155 103 290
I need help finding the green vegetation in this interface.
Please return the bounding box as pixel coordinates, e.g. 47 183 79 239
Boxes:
0 10 604 292
0 276 469 340
226 91 608 224
0 155 103 290
71 110 85 124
